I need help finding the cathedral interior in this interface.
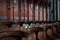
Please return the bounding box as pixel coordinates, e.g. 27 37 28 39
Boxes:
0 0 60 40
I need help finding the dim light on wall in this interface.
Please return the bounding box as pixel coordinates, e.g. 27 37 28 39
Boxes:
0 16 7 19
14 0 17 4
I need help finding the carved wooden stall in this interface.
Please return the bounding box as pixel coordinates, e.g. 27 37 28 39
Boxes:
0 0 60 40
0 0 59 23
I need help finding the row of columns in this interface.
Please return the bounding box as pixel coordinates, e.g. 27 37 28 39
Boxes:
0 0 59 22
